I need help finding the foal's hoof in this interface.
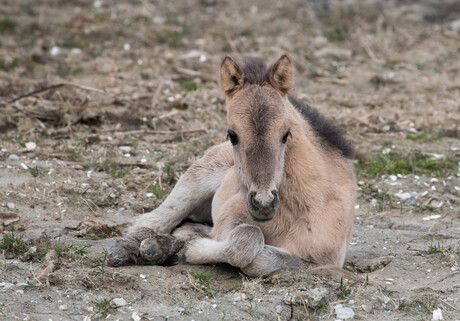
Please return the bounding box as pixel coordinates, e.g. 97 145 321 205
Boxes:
139 234 184 265
106 243 132 267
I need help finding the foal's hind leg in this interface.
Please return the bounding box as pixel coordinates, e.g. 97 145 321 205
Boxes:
107 143 233 266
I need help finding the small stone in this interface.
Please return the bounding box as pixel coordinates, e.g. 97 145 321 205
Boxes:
119 146 131 152
232 293 246 302
306 287 328 302
432 308 443 321
21 163 28 170
313 36 328 49
7 203 15 209
112 298 127 307
50 46 60 56
314 47 352 60
0 282 14 290
59 305 68 311
25 142 36 151
382 296 391 304
335 304 354 319
361 304 372 313
8 154 18 160
354 256 393 273
132 312 141 321
403 196 417 205
450 19 460 33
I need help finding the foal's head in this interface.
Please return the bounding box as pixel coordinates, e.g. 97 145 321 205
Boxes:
220 55 294 221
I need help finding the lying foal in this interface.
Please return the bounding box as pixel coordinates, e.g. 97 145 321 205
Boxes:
107 55 356 277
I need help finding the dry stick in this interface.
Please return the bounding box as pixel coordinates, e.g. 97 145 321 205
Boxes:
111 128 208 136
299 294 309 316
360 38 377 61
140 174 162 194
151 81 166 109
151 110 179 123
224 32 240 59
7 82 104 104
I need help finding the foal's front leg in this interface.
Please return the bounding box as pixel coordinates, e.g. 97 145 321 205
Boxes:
107 143 233 266
177 193 306 277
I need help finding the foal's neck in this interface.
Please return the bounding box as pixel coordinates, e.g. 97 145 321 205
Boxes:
280 102 327 211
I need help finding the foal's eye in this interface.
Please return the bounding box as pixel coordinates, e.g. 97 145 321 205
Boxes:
227 130 239 145
282 129 291 144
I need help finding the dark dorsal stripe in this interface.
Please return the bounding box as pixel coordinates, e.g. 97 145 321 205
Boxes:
241 57 355 159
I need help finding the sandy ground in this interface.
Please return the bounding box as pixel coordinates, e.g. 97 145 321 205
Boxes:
0 0 459 320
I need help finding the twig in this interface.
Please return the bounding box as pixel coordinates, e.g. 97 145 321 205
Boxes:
174 67 205 79
151 81 166 109
299 294 309 316
224 32 240 59
329 299 347 306
111 128 208 136
7 84 65 104
141 174 162 193
36 261 55 281
360 38 376 61
151 110 179 124
6 82 105 104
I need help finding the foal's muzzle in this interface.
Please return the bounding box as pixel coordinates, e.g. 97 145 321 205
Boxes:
248 190 280 221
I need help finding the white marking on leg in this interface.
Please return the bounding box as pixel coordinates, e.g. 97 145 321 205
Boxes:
184 238 228 264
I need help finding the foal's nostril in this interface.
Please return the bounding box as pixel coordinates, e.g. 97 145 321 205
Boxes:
271 190 280 209
249 191 260 209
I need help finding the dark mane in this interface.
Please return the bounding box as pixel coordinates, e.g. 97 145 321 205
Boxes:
241 57 355 159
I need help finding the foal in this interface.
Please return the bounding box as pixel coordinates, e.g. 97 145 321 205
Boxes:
107 55 356 277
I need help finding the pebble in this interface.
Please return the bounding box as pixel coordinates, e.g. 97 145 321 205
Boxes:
232 293 246 302
59 305 68 311
119 146 131 152
314 47 352 60
8 154 18 160
25 142 36 151
422 215 441 221
313 36 328 49
7 202 15 209
432 308 443 321
21 163 28 170
0 282 14 290
306 287 328 302
335 304 355 319
132 312 141 321
451 19 460 33
50 46 60 56
112 298 127 307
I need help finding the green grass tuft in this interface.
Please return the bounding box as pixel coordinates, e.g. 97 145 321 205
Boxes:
179 79 199 92
358 151 457 177
0 18 17 32
0 233 28 255
147 185 168 198
324 23 349 42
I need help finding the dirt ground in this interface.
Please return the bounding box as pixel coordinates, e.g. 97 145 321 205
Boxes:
0 0 459 320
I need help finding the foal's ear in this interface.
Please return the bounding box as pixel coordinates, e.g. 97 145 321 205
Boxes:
220 56 244 97
267 55 294 96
